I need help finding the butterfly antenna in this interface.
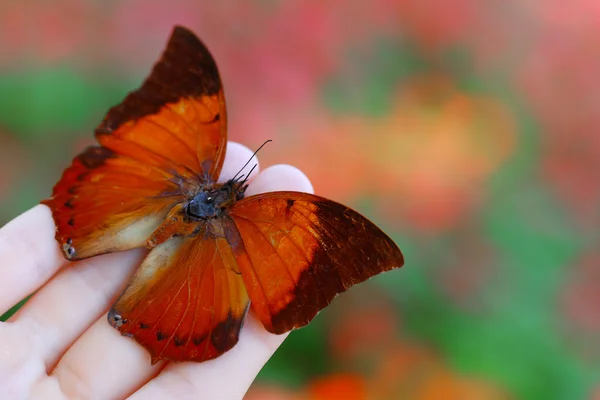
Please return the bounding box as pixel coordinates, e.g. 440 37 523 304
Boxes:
231 140 272 183
240 164 258 185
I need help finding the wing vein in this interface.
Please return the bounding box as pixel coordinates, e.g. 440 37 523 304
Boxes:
233 215 301 314
201 243 219 359
144 115 199 165
158 245 195 357
235 213 327 308
184 241 210 351
230 217 271 318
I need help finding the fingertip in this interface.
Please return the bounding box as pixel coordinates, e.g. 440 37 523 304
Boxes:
246 164 314 196
218 142 260 183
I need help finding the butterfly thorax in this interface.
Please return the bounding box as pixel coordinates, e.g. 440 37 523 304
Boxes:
186 186 234 220
185 177 249 219
146 180 247 249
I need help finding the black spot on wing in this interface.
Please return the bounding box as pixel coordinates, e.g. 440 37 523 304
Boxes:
210 308 247 353
78 146 116 169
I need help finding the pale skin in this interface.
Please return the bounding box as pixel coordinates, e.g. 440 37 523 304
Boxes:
0 142 314 400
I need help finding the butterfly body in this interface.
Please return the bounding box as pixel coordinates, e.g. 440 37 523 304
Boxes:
42 26 404 364
186 180 243 220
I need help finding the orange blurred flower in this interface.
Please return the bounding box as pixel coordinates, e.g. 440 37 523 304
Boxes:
245 374 367 400
369 75 516 231
370 342 511 400
247 341 510 400
250 295 510 399
267 75 516 232
307 373 368 400
261 116 372 201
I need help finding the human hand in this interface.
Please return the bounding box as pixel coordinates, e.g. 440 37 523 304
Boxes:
0 142 313 400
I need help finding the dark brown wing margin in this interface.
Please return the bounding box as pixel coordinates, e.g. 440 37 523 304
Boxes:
96 26 222 135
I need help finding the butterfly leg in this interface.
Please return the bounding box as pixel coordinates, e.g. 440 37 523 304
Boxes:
145 203 201 248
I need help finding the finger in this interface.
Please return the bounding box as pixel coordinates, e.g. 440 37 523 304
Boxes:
9 249 144 368
129 164 314 400
245 164 314 196
0 205 66 314
130 316 287 400
218 141 260 184
43 143 261 400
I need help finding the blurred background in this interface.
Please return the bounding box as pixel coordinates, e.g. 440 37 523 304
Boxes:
0 0 598 399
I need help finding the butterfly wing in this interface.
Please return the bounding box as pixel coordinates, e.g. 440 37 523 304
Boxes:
108 218 250 364
42 26 227 260
41 146 183 260
96 26 227 180
228 191 404 334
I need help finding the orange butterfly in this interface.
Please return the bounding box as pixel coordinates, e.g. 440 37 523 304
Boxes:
42 26 404 364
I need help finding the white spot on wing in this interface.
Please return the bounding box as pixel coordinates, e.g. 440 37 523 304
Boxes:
137 237 184 280
116 215 164 248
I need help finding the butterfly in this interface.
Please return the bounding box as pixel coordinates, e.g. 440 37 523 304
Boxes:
42 26 405 364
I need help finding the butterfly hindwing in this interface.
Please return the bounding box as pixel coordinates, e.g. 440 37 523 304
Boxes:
229 191 405 334
42 26 228 260
108 218 250 364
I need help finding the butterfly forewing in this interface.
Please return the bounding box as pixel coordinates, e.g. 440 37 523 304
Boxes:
96 26 227 180
41 146 181 260
229 191 405 334
42 26 228 260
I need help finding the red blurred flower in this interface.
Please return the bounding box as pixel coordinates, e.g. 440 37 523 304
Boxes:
394 0 479 50
307 373 367 400
517 1 600 230
0 0 90 66
328 294 398 363
245 374 367 400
